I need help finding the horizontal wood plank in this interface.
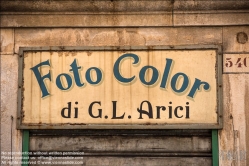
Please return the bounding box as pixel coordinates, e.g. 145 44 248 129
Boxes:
29 157 212 166
30 135 211 152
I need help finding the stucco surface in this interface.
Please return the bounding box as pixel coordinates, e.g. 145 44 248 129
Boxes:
1 54 22 165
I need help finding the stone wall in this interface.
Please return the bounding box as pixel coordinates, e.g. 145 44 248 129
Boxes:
1 1 249 165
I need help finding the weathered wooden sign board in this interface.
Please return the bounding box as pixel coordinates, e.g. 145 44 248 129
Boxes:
17 46 222 129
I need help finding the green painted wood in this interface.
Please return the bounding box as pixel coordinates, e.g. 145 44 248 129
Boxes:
212 130 219 166
22 130 29 166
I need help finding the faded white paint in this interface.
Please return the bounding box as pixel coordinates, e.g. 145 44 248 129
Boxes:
21 50 218 127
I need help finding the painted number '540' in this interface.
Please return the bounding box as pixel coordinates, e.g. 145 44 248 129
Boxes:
225 58 248 68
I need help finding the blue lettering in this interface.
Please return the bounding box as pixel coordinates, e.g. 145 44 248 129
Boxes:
187 78 210 98
85 67 102 85
113 53 139 83
56 74 72 90
30 60 51 98
69 59 84 87
160 58 173 89
171 73 189 93
139 66 159 85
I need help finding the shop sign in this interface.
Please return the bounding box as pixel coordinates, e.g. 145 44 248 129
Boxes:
17 46 222 129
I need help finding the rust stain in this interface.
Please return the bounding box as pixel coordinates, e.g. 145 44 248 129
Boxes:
87 51 92 56
58 52 63 57
15 131 22 153
237 32 248 44
71 52 77 56
59 46 65 50
69 123 86 125
65 51 69 56
219 74 233 161
245 79 249 165
147 46 154 50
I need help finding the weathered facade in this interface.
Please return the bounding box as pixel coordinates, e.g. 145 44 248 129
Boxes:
1 1 249 166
